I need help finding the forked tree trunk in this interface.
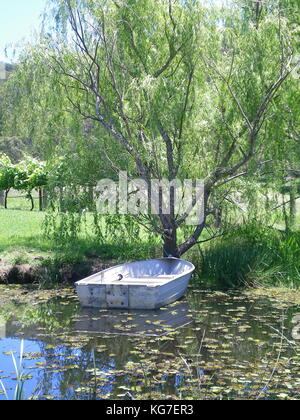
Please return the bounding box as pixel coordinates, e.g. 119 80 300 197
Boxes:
163 228 178 258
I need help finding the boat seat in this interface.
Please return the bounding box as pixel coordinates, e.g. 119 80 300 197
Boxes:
108 275 176 286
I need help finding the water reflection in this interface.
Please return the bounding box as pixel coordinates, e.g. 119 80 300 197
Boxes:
73 302 193 336
0 288 299 400
0 315 5 339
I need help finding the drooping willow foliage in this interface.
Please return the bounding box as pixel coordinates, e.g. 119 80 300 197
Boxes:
0 0 299 252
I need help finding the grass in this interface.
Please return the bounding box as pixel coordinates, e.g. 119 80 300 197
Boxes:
0 209 54 264
0 209 159 284
1 208 300 290
199 222 300 289
0 209 45 243
0 209 158 260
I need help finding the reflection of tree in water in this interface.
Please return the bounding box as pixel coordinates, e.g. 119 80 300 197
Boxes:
31 338 157 399
32 343 90 400
175 291 300 398
29 325 201 399
6 291 299 399
5 297 80 334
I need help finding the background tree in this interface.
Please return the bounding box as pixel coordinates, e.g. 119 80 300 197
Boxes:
14 158 48 211
0 153 48 210
0 153 17 209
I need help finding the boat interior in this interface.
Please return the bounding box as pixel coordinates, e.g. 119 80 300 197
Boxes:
78 258 194 287
100 274 178 286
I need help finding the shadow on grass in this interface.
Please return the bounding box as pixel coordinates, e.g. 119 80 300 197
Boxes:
0 235 159 264
0 233 160 285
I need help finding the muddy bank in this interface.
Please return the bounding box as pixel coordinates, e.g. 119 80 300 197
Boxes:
0 258 114 285
0 263 37 284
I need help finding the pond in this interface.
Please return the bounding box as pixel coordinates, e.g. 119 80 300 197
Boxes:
0 285 299 400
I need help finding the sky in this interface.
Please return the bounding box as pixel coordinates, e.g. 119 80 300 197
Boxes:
0 0 47 62
0 0 227 63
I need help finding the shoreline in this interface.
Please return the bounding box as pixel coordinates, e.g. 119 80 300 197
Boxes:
0 258 114 285
0 259 300 308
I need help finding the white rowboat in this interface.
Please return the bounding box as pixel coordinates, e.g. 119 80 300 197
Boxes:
75 258 195 309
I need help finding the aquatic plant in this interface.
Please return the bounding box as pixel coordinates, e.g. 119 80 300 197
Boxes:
199 223 300 288
0 340 26 400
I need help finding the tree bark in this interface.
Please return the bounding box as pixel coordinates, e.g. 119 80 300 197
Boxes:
4 189 9 209
282 194 290 233
59 187 64 212
214 207 222 229
29 193 34 211
0 191 4 207
39 189 43 211
88 185 94 211
163 228 178 258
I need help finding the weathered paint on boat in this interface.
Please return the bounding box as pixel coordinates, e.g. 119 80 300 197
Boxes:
75 258 195 309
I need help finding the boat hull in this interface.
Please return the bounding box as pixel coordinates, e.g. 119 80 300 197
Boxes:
75 258 195 309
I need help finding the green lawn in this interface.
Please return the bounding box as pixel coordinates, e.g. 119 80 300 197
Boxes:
0 209 72 268
0 209 44 239
0 209 159 267
0 209 48 262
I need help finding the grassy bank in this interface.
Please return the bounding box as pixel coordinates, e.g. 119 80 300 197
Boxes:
0 209 159 284
199 223 300 289
1 209 300 290
0 209 154 261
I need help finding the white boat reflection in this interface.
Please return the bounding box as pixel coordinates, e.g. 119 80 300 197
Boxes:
73 301 193 337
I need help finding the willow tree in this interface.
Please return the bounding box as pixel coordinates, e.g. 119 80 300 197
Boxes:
260 68 300 231
2 0 298 256
235 0 300 229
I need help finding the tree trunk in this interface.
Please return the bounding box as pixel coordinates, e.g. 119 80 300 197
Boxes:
39 189 43 211
163 228 178 258
282 195 290 233
214 207 222 229
0 191 4 207
4 189 9 209
59 187 64 212
29 193 34 211
88 185 94 211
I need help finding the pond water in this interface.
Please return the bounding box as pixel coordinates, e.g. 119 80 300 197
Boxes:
0 286 299 400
